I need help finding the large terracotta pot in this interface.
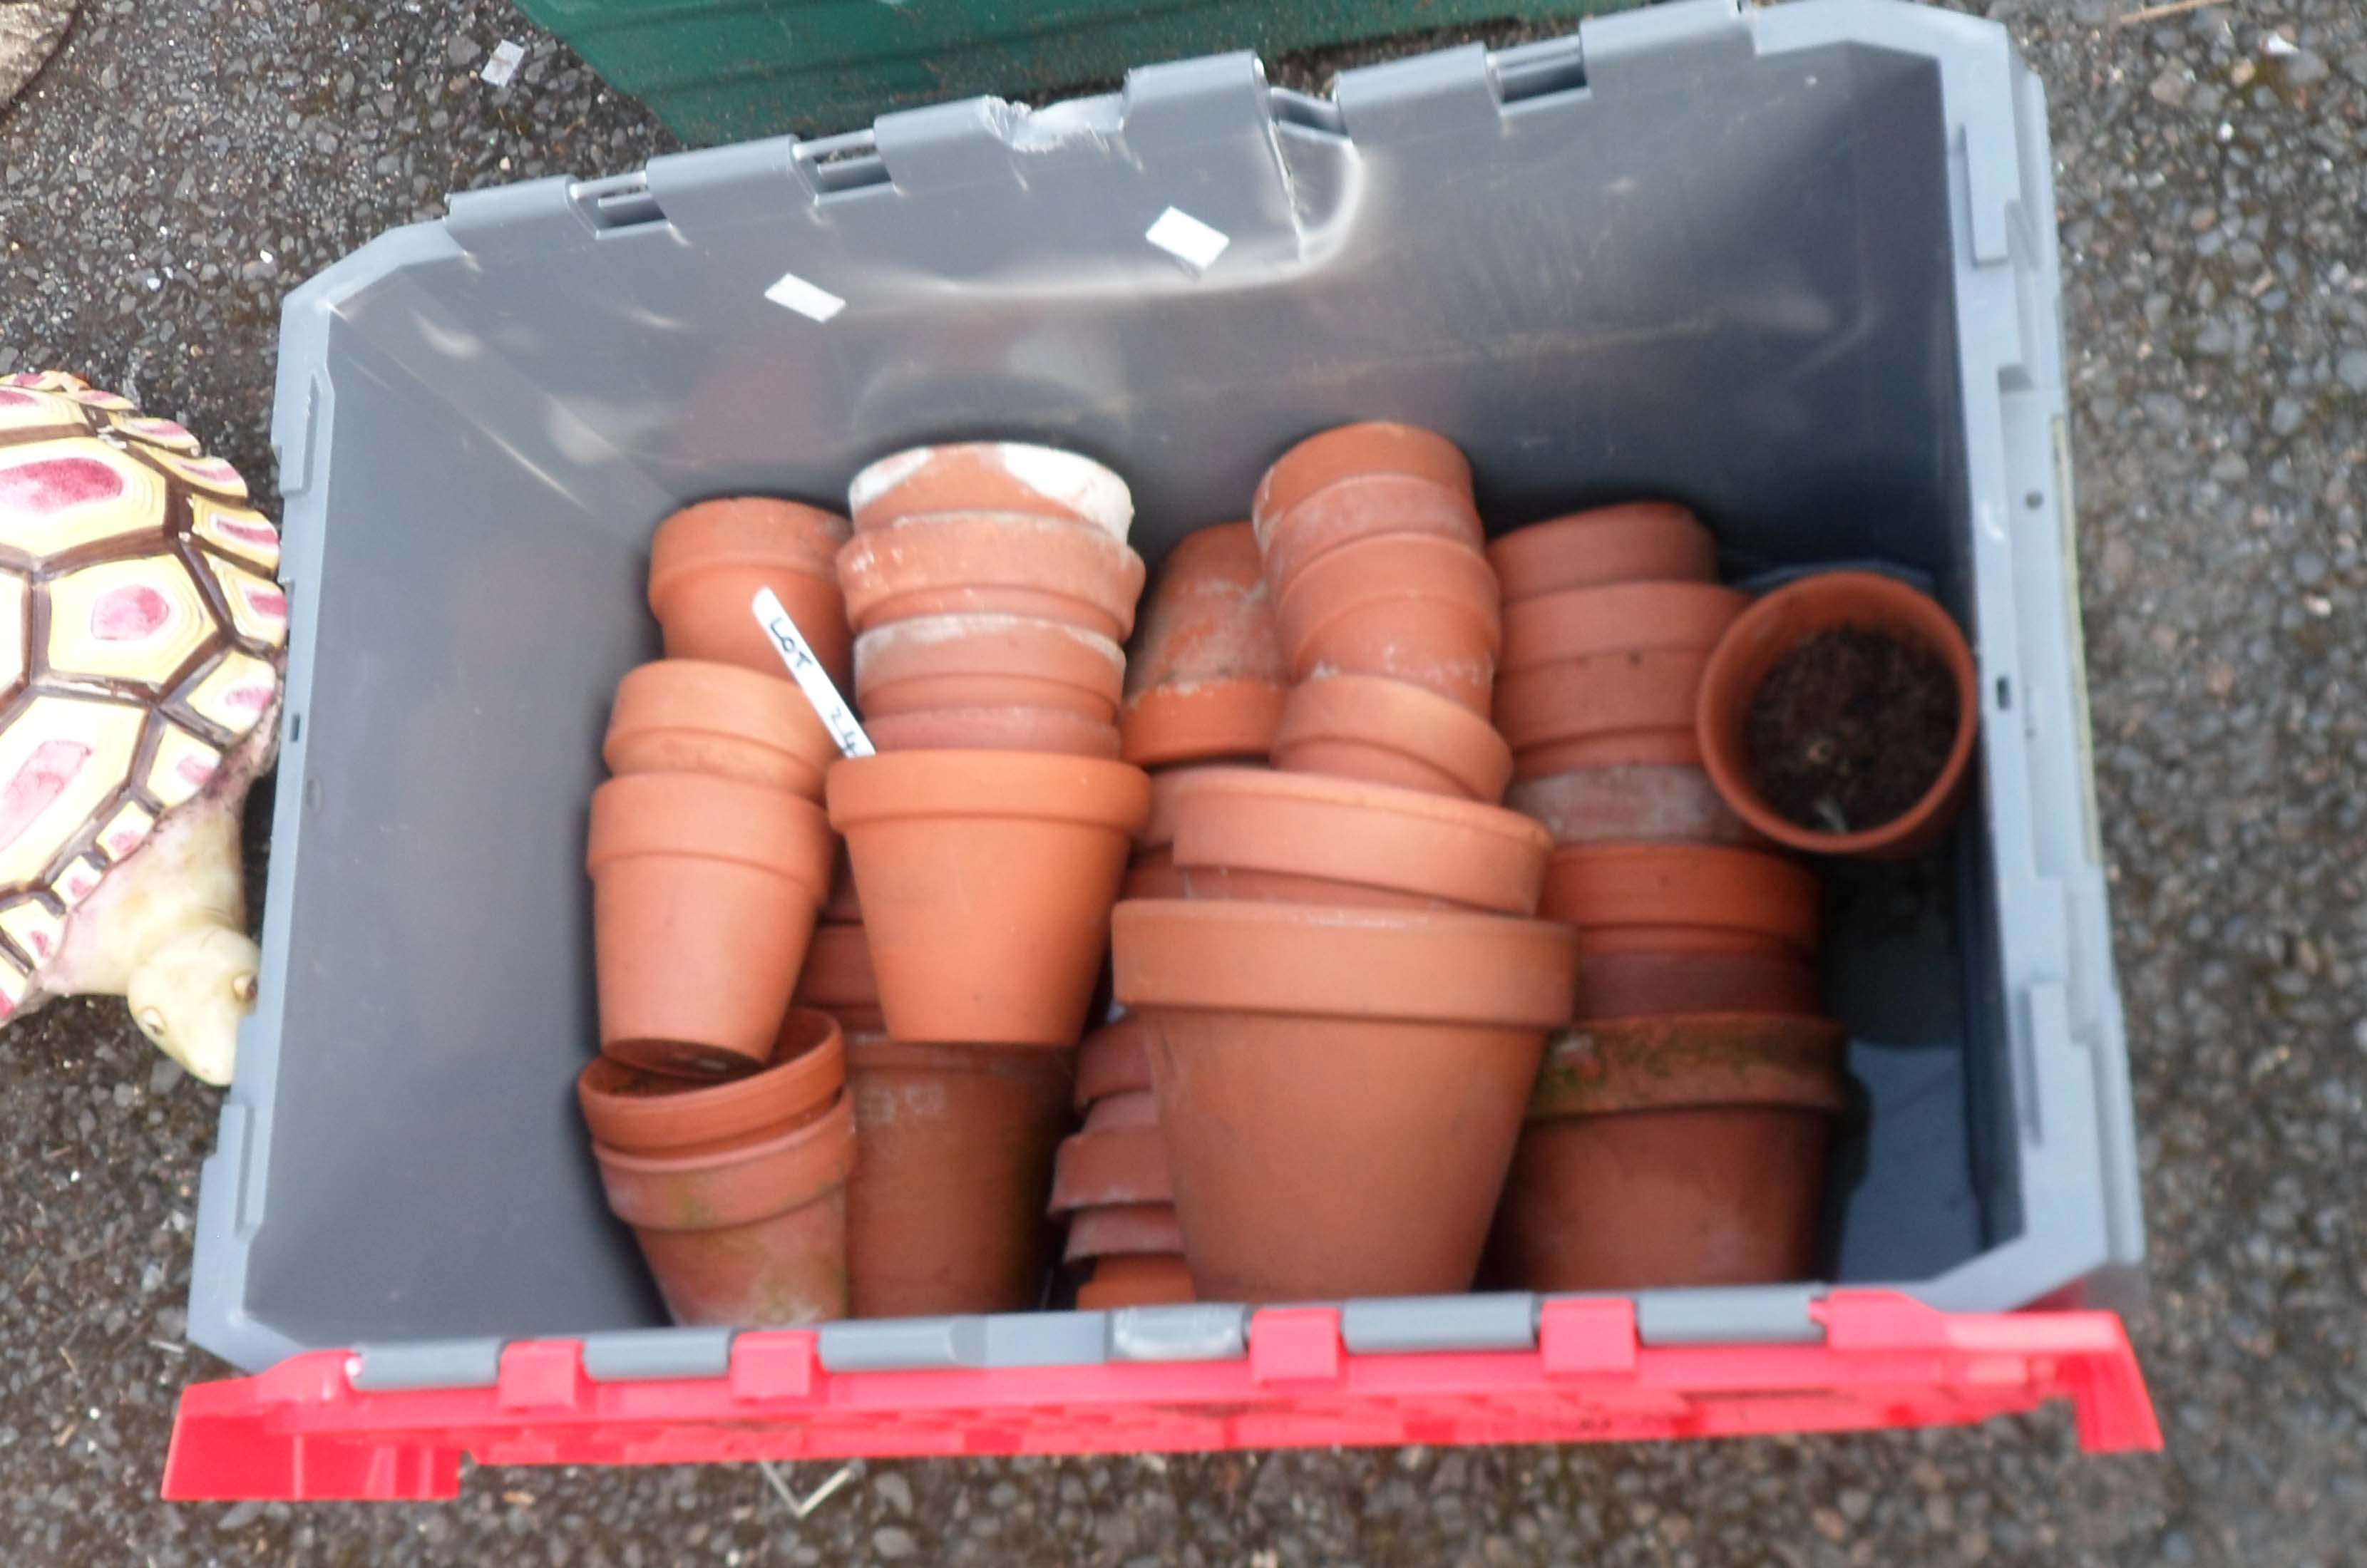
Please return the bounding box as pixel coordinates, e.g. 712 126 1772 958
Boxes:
579 1009 845 1160
1491 1013 1845 1291
588 772 835 1076
647 497 853 688
605 659 840 800
854 613 1125 722
1506 765 1759 847
844 1036 1074 1316
1499 582 1745 673
1495 649 1710 775
1256 480 1486 602
836 512 1147 641
1485 502 1715 604
848 442 1132 541
1270 674 1514 803
1121 522 1288 768
1075 1252 1195 1309
1274 533 1502 713
828 751 1150 1044
865 705 1122 758
1166 766 1551 915
1251 422 1473 531
1112 899 1576 1302
1695 571 1981 858
1539 843 1821 959
594 1092 856 1326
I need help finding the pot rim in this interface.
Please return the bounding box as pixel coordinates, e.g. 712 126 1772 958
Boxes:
847 442 1134 541
827 749 1151 833
587 773 836 894
1524 1012 1849 1120
1501 582 1748 669
647 498 850 603
605 659 837 769
578 1009 845 1155
595 1090 856 1230
1271 674 1514 803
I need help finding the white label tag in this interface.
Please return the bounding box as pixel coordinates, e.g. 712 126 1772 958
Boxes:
752 588 874 758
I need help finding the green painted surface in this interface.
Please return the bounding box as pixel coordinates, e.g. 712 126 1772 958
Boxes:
512 0 1640 145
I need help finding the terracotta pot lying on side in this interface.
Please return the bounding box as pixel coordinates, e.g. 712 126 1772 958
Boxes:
1539 842 1821 959
1484 502 1716 604
854 613 1126 723
1270 674 1514 803
1274 532 1502 714
1491 1013 1847 1291
1506 765 1760 847
605 659 840 800
1121 522 1288 768
844 1036 1074 1318
836 512 1148 641
588 772 835 1076
828 751 1150 1046
647 497 853 689
848 442 1133 542
1695 569 1981 859
1076 1252 1195 1310
1112 899 1576 1303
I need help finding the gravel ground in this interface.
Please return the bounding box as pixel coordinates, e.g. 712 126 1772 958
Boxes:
4 0 2365 1562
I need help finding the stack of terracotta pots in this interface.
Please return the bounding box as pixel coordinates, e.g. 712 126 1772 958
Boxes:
823 443 1154 1315
577 497 859 1326
1052 1016 1193 1309
1479 504 1848 1290
1111 426 1578 1304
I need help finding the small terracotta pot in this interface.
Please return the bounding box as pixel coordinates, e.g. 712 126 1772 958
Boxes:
1113 900 1575 1302
1049 1124 1173 1213
1539 843 1821 958
855 614 1126 723
1494 649 1710 768
1122 522 1288 767
1251 422 1473 527
1571 951 1821 1021
588 773 835 1076
1166 766 1551 915
836 512 1148 641
1074 1015 1154 1110
1270 674 1514 803
1505 765 1760 847
1695 571 1981 858
792 923 876 1013
866 705 1123 758
828 751 1151 1045
848 443 1133 541
1275 533 1502 713
1256 478 1487 599
1064 1203 1185 1263
1499 582 1747 673
844 1036 1074 1316
594 1092 855 1326
1082 1088 1161 1130
1076 1252 1195 1309
579 1009 845 1160
1485 503 1716 603
605 659 840 800
647 498 853 688
1491 1013 1844 1291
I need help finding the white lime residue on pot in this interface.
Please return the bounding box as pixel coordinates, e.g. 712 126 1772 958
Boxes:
752 587 874 758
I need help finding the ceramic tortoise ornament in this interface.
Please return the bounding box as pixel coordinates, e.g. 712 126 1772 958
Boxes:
0 370 287 1085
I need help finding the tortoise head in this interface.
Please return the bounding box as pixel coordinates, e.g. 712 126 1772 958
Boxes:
128 926 262 1086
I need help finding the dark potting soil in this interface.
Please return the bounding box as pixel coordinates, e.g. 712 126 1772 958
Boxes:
1744 626 1958 835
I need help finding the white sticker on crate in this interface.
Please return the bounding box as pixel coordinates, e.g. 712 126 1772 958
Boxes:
765 270 848 323
1145 207 1231 274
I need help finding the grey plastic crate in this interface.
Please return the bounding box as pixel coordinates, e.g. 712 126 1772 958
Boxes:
191 0 2140 1376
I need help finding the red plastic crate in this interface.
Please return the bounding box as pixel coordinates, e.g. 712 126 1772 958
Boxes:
163 1292 2157 1501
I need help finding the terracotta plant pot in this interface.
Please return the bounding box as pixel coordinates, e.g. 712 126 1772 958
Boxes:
1571 951 1821 1021
579 1009 846 1160
866 705 1122 758
1270 674 1514 803
1505 765 1760 847
844 1036 1074 1316
1256 480 1487 601
1121 522 1288 767
1491 1013 1845 1291
1495 649 1710 773
1048 1124 1172 1213
1485 502 1717 603
1499 582 1747 673
828 751 1151 1045
1076 1252 1195 1309
605 659 840 800
647 497 853 688
836 512 1148 641
1696 570 1981 858
792 922 876 1013
1121 852 1188 902
1251 421 1473 530
1177 865 1458 909
848 443 1133 541
1112 900 1576 1301
1064 1203 1185 1263
588 772 835 1076
1274 532 1502 713
1539 843 1821 959
1166 766 1551 915
854 614 1126 723
821 846 861 924
1074 1015 1154 1110
594 1092 856 1326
